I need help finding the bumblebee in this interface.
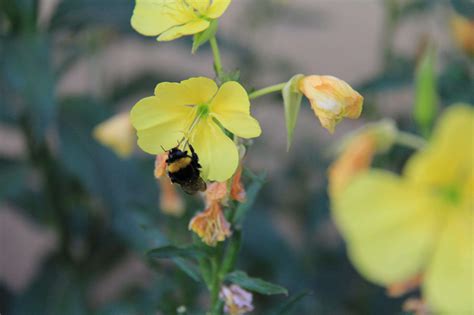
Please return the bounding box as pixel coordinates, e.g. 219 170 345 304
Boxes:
166 144 207 194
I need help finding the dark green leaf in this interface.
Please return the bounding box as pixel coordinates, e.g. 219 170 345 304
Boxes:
0 35 56 140
50 0 133 32
225 271 288 295
192 19 218 53
234 171 266 224
0 160 28 202
414 46 437 137
282 74 304 151
172 258 202 282
451 0 474 18
147 245 207 260
268 290 313 315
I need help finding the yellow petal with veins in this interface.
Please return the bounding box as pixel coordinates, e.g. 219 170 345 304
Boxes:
210 81 261 138
131 0 178 36
158 19 210 41
206 0 231 19
180 77 218 105
191 118 239 181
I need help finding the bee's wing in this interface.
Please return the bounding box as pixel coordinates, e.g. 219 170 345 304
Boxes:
181 177 207 195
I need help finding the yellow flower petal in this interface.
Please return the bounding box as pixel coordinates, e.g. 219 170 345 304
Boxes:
180 77 218 105
191 118 239 181
332 170 441 285
158 19 210 41
424 209 474 314
187 0 211 13
206 0 231 19
93 112 135 157
131 95 192 131
131 0 178 36
135 119 187 154
210 81 261 138
404 105 474 188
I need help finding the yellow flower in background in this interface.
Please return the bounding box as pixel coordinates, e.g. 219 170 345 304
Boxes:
299 75 363 133
451 13 474 57
332 105 474 314
131 0 231 41
130 77 261 182
93 112 135 157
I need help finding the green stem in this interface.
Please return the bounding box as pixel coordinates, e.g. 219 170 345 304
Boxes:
248 82 286 100
210 36 224 80
210 256 221 314
395 131 427 150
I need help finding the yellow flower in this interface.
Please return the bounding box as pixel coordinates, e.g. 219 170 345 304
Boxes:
131 0 231 41
332 105 474 314
451 13 474 57
93 112 135 157
130 77 261 182
299 75 363 133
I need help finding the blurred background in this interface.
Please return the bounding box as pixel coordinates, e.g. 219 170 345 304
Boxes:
1 0 473 314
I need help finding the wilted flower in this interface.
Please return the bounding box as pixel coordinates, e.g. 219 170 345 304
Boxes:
328 119 398 197
189 199 231 246
299 75 363 133
130 77 261 182
451 13 474 57
230 165 246 202
332 105 474 314
328 132 376 197
131 0 231 41
93 112 134 157
219 284 254 315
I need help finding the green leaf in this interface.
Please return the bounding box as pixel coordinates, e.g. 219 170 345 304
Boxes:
282 74 304 151
225 271 288 295
234 171 266 224
267 290 312 315
414 46 438 138
172 258 202 282
50 0 133 32
192 20 218 53
147 245 207 260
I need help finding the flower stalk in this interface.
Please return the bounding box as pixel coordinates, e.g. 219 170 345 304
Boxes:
248 82 286 100
210 36 224 80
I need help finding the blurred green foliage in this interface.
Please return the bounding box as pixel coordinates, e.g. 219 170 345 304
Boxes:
1 0 473 314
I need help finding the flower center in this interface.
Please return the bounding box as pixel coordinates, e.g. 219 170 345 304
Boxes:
196 103 210 118
439 185 462 205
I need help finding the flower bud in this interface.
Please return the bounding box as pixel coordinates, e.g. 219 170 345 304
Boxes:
188 202 231 246
299 75 363 133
